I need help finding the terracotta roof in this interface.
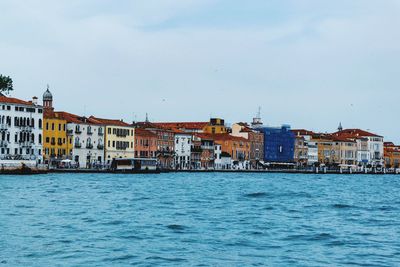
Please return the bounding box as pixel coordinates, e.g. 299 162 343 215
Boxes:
153 122 208 130
195 133 249 142
133 121 165 130
333 129 383 138
134 128 158 138
384 142 395 147
292 129 315 136
89 116 130 127
0 95 36 106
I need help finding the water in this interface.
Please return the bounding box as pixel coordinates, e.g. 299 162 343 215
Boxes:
1 173 399 266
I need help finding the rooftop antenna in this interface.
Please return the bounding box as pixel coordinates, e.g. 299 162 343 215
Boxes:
256 106 261 119
145 113 149 123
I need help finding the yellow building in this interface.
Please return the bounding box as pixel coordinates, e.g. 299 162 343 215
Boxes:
203 118 228 134
42 88 72 164
43 111 72 163
89 117 135 164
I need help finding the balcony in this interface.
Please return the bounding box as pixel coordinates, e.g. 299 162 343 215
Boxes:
87 130 93 135
75 128 82 134
67 129 74 135
98 131 104 136
19 126 33 132
75 143 82 148
51 141 56 145
20 141 33 148
97 144 104 150
86 143 93 149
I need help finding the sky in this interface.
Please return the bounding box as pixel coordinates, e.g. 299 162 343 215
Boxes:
0 0 399 142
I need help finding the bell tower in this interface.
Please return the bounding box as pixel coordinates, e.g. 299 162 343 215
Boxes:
43 84 54 110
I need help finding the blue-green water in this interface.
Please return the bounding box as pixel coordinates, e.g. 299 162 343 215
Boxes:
0 173 399 266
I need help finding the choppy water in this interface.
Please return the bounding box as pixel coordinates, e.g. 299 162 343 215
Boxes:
1 173 399 266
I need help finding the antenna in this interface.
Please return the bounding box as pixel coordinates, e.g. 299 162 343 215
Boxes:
257 106 261 118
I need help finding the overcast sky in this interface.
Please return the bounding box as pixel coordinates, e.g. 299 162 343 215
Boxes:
1 0 399 142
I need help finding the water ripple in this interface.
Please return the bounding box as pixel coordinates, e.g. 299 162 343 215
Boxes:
1 172 399 266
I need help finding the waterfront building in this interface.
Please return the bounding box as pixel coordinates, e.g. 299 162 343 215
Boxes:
0 93 43 164
198 134 215 169
90 117 134 165
313 134 357 168
333 128 384 167
43 111 70 164
293 135 308 166
206 133 250 169
332 136 357 167
257 125 295 163
292 129 318 166
214 144 232 170
134 128 158 159
313 134 337 165
174 131 192 170
190 135 202 169
134 121 175 169
42 88 71 165
231 122 264 168
384 142 400 169
62 114 105 168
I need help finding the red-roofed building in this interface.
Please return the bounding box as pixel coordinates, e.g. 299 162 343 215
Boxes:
133 121 175 169
134 128 157 159
384 142 400 169
0 93 44 163
90 116 134 164
333 128 384 167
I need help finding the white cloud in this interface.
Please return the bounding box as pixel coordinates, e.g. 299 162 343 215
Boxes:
0 0 399 141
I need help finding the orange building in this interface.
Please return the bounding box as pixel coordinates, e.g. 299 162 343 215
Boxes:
209 133 250 162
384 142 400 168
134 128 158 159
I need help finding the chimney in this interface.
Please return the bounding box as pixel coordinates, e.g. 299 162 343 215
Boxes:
32 96 38 105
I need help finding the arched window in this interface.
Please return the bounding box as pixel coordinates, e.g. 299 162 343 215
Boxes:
39 119 42 129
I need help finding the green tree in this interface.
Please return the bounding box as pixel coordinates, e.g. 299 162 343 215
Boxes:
0 75 13 95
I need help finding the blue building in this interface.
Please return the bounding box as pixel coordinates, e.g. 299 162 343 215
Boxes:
257 125 295 163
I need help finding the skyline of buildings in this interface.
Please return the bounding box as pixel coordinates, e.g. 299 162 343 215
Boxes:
0 87 398 170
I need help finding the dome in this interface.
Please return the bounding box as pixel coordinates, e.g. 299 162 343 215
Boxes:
43 86 53 101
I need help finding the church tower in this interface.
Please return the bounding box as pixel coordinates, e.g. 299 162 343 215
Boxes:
43 84 53 110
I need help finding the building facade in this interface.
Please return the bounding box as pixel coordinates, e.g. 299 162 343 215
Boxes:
231 122 264 168
90 117 134 165
0 94 43 164
174 132 192 170
258 125 295 163
64 114 105 168
384 142 400 169
134 128 158 159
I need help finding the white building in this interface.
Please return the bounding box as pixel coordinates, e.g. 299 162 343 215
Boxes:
0 94 43 164
64 114 105 168
334 129 384 167
214 144 231 170
304 138 318 166
174 132 192 169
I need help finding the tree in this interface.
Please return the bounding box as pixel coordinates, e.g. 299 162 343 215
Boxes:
0 75 13 95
